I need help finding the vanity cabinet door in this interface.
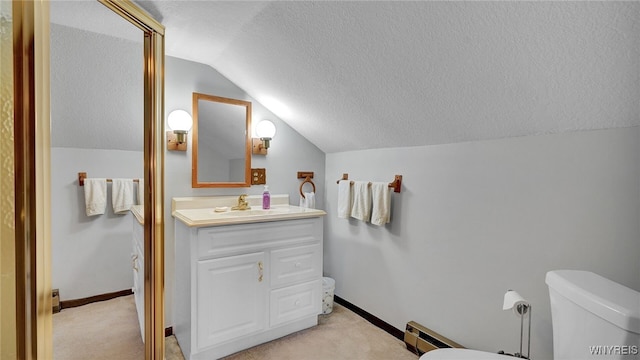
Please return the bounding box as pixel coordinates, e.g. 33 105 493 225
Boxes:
196 252 267 351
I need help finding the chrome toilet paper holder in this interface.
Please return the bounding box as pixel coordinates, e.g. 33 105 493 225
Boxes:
501 290 532 359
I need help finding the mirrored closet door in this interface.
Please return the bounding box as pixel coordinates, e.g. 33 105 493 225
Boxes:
50 1 145 358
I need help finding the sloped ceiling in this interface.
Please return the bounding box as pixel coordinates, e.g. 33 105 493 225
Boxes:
56 1 640 153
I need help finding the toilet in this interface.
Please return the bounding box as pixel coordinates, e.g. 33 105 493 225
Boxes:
420 270 640 360
546 270 639 360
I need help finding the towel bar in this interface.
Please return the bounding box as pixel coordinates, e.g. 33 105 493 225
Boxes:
78 172 140 187
336 173 402 193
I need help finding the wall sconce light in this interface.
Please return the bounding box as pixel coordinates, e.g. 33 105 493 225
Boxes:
252 119 276 155
167 109 193 151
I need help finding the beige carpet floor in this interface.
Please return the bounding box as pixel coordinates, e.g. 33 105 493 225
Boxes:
53 295 144 360
54 295 418 360
221 303 417 360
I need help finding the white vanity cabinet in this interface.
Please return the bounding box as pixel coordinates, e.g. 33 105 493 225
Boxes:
131 213 145 342
174 216 324 360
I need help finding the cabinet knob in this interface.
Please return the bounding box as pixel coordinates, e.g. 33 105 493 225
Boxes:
258 261 264 282
294 299 301 306
294 262 301 268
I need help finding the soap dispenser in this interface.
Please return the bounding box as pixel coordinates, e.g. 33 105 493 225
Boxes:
262 185 270 210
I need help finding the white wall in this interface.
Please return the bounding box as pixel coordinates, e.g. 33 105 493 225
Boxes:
324 127 640 359
164 56 326 325
51 148 143 300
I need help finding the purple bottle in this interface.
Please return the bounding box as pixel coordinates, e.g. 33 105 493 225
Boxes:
262 185 270 209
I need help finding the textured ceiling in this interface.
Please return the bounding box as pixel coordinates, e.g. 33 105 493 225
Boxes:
50 0 141 43
55 1 640 153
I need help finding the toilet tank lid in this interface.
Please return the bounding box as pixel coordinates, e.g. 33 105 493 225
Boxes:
546 270 640 334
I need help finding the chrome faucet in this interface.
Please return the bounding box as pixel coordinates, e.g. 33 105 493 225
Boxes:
231 194 251 210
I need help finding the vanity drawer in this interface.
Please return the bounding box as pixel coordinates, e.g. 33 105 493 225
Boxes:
196 218 321 259
269 279 321 327
270 244 321 288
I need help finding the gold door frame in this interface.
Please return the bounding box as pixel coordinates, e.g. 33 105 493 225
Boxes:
13 1 51 358
13 0 166 358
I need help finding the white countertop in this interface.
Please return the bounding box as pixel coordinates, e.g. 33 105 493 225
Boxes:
173 205 326 227
170 194 326 227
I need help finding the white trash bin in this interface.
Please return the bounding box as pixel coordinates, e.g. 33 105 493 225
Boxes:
322 277 335 314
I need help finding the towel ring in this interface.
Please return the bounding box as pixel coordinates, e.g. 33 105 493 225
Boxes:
299 177 316 199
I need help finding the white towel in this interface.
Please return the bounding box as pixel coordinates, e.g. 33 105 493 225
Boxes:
137 178 144 206
350 181 371 222
370 182 392 226
112 179 134 214
84 178 107 216
299 192 316 209
337 180 352 218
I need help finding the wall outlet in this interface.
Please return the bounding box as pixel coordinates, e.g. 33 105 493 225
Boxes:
251 168 266 185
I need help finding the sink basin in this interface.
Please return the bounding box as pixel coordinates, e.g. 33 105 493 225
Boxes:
219 208 291 217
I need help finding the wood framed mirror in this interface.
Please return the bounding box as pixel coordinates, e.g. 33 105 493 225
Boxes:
192 92 252 188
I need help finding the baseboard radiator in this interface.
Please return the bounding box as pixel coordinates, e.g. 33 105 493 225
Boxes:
404 321 464 356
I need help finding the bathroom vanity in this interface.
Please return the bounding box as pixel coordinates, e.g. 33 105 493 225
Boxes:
172 195 326 359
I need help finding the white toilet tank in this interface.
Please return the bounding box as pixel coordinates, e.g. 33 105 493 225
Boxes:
546 270 640 360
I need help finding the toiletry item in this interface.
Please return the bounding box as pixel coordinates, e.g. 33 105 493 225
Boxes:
262 185 270 209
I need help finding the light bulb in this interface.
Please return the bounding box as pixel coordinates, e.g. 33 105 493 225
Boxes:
256 120 276 139
167 110 193 144
167 110 193 132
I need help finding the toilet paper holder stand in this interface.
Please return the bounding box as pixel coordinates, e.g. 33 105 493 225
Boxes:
501 290 532 359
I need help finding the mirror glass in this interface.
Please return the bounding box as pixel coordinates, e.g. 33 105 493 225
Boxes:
50 0 150 357
192 92 252 187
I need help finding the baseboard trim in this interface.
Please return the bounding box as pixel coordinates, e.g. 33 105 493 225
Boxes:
59 290 176 338
334 295 404 341
60 289 133 310
59 292 402 342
